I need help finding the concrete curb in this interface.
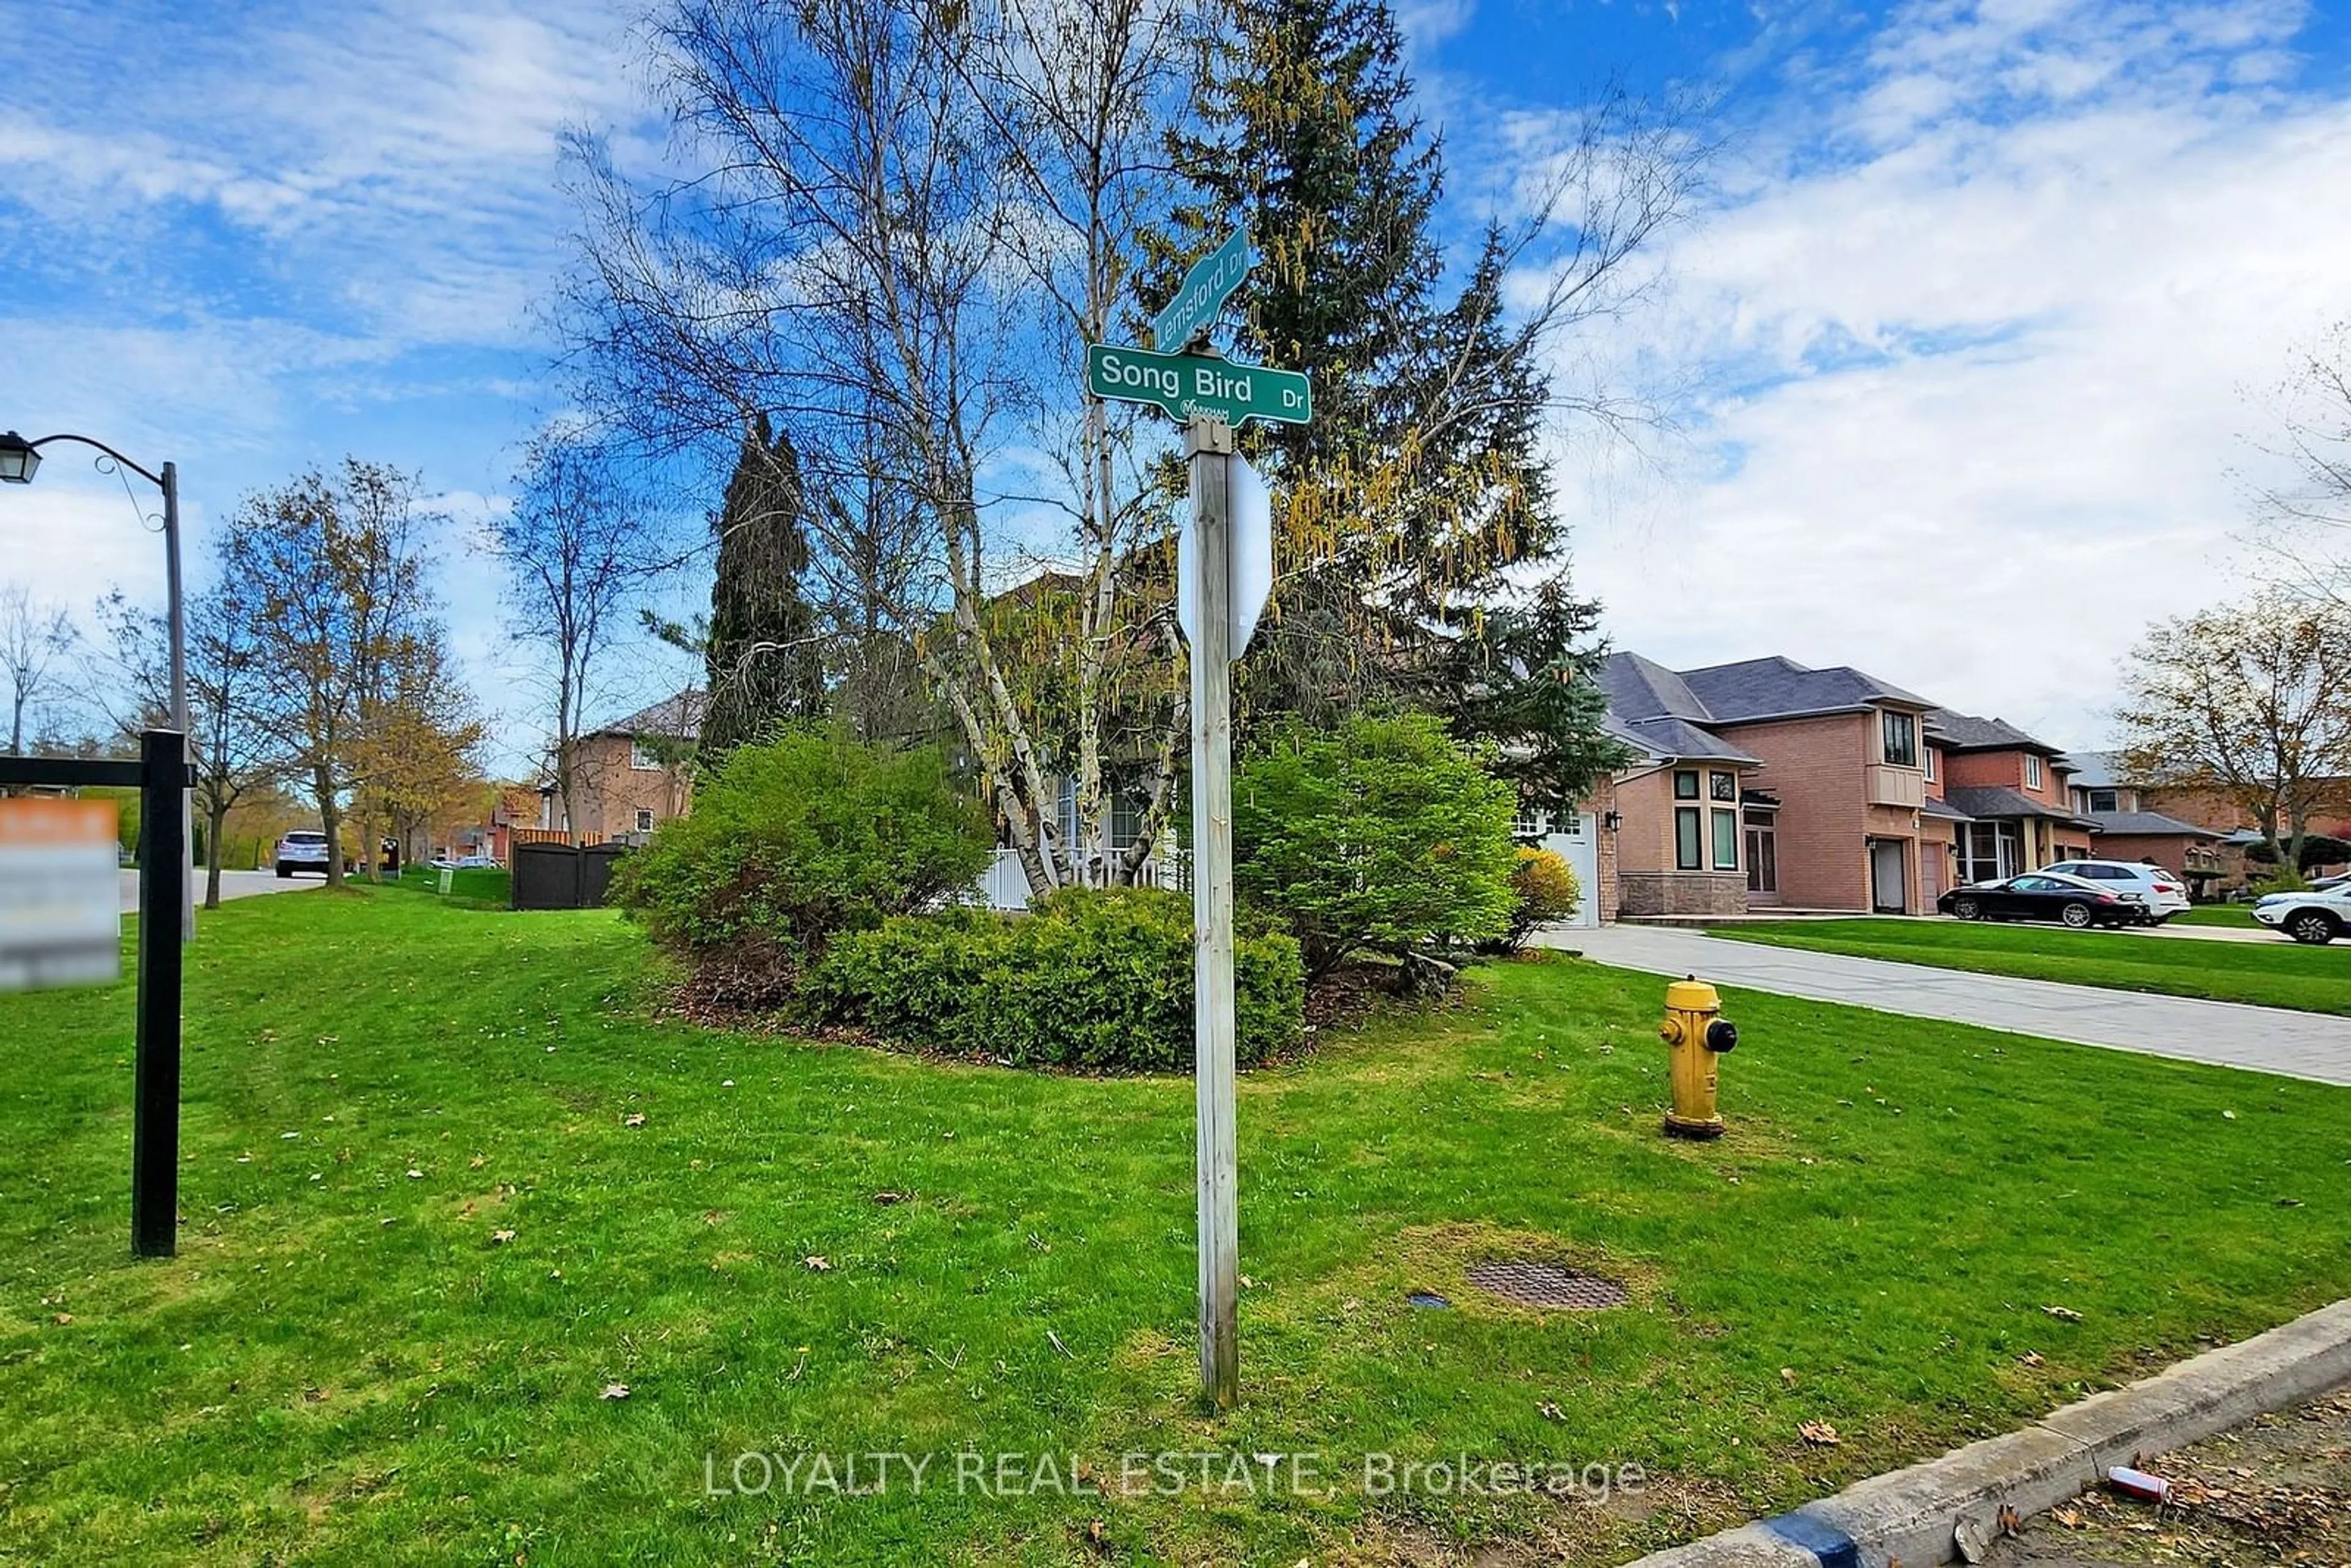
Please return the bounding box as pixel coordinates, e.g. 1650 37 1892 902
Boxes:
1619 1297 2351 1568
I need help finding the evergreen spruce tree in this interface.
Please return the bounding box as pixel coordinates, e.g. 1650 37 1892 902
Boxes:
699 413 826 768
1150 0 1569 726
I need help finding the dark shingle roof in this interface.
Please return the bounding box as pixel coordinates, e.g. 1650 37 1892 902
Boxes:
2065 751 2120 789
1625 716 1763 765
1597 651 1711 723
594 689 707 742
1921 797 1974 822
1924 709 2067 758
1942 785 2096 827
2088 810 2222 839
1676 655 1937 722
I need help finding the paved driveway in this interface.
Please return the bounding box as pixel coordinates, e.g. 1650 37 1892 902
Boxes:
1541 924 2351 1087
118 868 313 915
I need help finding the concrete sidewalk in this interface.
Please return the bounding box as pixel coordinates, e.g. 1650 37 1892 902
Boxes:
1541 923 2351 1086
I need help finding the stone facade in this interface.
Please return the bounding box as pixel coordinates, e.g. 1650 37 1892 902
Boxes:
1616 869 1749 917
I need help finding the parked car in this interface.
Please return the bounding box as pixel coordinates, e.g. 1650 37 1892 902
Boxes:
274 830 331 879
1938 871 2135 929
2251 883 2351 945
2041 860 2191 923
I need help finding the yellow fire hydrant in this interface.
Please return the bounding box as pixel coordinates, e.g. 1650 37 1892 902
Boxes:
1659 977 1738 1139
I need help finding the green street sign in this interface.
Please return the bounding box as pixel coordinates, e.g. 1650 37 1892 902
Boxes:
1150 229 1251 352
1086 343 1310 427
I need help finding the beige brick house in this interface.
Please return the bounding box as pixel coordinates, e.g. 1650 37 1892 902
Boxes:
549 691 703 841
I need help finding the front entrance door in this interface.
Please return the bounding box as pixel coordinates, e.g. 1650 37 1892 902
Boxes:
1870 839 1907 913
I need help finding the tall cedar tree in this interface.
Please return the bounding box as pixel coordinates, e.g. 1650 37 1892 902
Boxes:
700 414 826 767
1150 0 1625 799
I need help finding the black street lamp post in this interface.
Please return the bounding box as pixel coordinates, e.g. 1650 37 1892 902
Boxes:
0 430 191 939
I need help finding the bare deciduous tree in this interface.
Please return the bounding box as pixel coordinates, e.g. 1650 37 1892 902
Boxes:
0 583 74 757
2247 320 2351 603
486 428 669 838
2115 590 2351 871
561 0 1202 895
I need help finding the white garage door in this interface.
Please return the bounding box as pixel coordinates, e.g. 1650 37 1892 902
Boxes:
1539 812 1601 928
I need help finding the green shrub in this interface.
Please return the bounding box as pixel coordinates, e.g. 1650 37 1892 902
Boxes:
808 886 1304 1073
612 724 992 1003
1499 846 1581 951
1232 711 1518 977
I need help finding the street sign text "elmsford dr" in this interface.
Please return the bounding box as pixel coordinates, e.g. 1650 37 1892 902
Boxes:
1086 344 1310 428
1151 229 1251 352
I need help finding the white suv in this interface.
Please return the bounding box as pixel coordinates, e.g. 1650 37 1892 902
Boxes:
2252 883 2351 945
274 830 331 879
2041 860 2191 924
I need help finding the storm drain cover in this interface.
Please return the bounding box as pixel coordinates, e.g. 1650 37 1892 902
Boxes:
1463 1260 1629 1311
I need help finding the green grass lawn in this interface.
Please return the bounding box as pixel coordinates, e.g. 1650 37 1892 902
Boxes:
5 889 2349 1566
1711 918 2349 1015
2172 905 2259 929
393 862 512 907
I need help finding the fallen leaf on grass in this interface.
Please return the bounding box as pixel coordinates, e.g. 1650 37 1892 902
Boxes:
1780 1367 1798 1387
702 1210 728 1226
1538 1401 1562 1421
803 1255 833 1272
600 1382 630 1400
871 1190 907 1205
2051 1506 2085 1529
1799 1421 1840 1446
622 1113 646 1128
468 1155 486 1169
490 1229 516 1245
2043 1305 2083 1322
405 1168 424 1180
51 1313 72 1326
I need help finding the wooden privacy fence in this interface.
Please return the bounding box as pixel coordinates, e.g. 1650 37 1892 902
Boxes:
511 839 631 910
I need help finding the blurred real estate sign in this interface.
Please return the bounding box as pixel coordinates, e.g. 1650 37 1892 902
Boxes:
0 798 120 992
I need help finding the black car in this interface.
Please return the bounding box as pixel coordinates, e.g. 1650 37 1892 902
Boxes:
1938 872 2133 929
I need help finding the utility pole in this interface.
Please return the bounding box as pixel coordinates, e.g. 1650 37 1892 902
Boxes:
1186 415 1239 1409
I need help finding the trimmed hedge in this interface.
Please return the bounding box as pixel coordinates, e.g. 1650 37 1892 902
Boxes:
807 887 1305 1073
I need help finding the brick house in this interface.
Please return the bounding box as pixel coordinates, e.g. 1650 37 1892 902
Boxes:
1597 653 1938 914
1921 711 2097 892
549 691 704 841
2068 752 2348 891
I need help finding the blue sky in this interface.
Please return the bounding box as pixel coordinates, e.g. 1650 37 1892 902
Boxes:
4 0 2349 770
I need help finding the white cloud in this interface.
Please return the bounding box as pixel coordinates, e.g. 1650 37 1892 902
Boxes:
1567 0 2351 748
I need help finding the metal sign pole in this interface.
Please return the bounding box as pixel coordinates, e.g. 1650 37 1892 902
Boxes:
131 727 185 1258
1186 415 1240 1410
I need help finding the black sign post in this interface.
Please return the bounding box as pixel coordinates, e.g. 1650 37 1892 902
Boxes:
0 728 190 1257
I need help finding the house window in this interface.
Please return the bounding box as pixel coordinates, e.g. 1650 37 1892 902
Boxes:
2025 754 2044 790
1709 771 1737 801
1673 770 1700 800
1960 822 2023 884
1711 808 1739 871
1512 805 1545 838
1881 711 1918 768
1745 822 1779 893
629 740 661 771
634 808 654 832
1674 807 1703 870
2088 789 2118 813
1924 748 1937 783
1111 791 1144 850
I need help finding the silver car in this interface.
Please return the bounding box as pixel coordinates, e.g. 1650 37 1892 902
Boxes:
273 830 331 879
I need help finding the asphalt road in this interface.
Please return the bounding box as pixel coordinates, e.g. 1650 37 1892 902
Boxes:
116 868 316 915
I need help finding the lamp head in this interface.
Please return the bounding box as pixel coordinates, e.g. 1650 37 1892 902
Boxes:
0 432 38 484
